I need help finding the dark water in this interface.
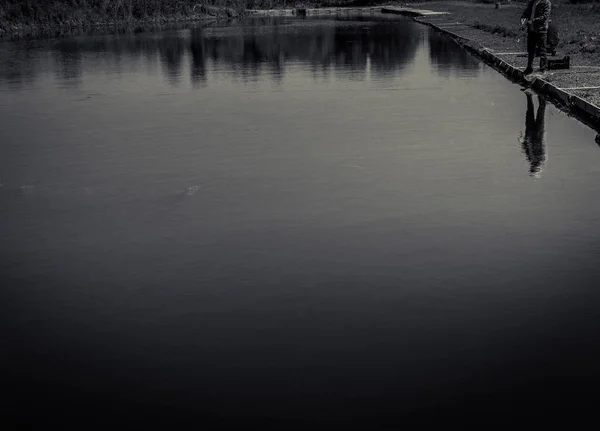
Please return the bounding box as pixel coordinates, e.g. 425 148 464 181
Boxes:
2 15 600 427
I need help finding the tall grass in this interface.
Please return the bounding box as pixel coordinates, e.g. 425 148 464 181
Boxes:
0 0 365 32
0 0 363 22
0 0 250 28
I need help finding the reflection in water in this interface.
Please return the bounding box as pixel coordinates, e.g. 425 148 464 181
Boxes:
190 28 207 86
196 17 426 81
53 40 83 85
0 43 40 88
4 15 600 429
428 31 480 76
333 17 422 79
0 16 482 88
521 92 547 177
159 34 186 85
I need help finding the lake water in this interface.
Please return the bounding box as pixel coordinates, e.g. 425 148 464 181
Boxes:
2 15 600 427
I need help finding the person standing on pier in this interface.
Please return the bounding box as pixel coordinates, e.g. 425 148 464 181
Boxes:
520 0 552 75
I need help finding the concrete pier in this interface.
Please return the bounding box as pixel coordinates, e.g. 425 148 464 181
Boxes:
247 7 448 18
248 7 380 16
381 7 450 17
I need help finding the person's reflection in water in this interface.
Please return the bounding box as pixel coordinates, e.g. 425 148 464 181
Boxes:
521 90 547 177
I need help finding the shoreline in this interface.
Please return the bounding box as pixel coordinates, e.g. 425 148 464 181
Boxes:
0 15 219 41
418 17 600 133
401 2 600 132
0 3 248 41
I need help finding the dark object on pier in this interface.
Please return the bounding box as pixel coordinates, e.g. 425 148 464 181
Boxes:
547 55 570 70
295 8 307 16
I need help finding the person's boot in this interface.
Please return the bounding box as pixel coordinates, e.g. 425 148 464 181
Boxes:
524 65 534 75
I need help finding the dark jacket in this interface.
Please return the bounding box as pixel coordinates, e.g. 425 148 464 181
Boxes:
521 0 552 32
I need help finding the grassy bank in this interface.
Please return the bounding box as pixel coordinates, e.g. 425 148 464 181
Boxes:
0 0 512 40
0 0 398 39
0 0 252 39
3 0 599 57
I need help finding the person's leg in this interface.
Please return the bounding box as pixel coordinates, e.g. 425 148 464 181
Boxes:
536 95 547 133
530 95 547 176
526 94 535 135
522 93 535 171
525 31 536 74
538 31 548 71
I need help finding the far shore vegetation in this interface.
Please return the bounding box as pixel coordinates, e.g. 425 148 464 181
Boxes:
1 0 599 40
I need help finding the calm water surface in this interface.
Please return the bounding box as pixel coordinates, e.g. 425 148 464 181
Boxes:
2 15 600 427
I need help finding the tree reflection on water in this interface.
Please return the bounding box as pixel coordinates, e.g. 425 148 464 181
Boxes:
427 30 481 77
0 16 483 88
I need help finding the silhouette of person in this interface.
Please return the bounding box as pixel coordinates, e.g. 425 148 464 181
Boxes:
521 91 547 177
